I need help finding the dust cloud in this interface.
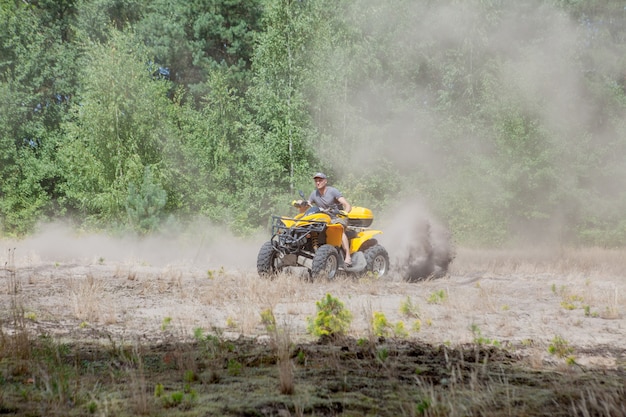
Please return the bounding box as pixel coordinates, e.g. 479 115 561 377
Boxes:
0 221 264 271
315 0 626 250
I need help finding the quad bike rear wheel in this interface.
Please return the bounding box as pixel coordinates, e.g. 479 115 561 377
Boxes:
363 244 389 277
257 241 282 278
311 244 339 280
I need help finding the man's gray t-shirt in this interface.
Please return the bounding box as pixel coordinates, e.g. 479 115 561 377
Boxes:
309 187 343 210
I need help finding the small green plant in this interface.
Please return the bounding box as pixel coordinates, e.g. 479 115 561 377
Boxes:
565 355 577 365
427 289 447 304
412 319 422 332
225 317 237 328
169 391 184 406
416 398 431 414
376 346 389 362
158 386 197 409
154 383 164 397
296 350 306 365
394 321 408 338
372 311 391 337
227 359 242 376
470 323 500 346
87 401 98 414
207 267 226 279
184 370 197 383
548 335 576 365
372 311 409 338
192 327 234 362
560 294 584 311
260 308 276 332
306 293 353 339
161 316 172 331
399 296 420 318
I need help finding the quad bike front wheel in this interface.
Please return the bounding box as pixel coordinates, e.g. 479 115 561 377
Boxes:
311 244 339 280
257 241 282 278
363 244 389 277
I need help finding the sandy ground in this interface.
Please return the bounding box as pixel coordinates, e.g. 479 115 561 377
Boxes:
1 229 624 371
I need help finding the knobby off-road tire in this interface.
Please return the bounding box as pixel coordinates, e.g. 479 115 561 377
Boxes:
363 244 389 277
257 241 282 278
311 244 339 280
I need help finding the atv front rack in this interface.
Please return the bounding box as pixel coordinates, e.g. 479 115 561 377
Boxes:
270 215 327 253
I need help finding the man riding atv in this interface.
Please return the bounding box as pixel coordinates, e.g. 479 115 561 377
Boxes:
308 172 353 267
256 174 390 280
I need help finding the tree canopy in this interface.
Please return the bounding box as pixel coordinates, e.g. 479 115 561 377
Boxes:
1 0 625 246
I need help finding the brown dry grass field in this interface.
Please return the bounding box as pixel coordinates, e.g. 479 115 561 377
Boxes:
1 234 625 417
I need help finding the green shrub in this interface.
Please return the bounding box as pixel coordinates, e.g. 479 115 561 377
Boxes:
372 311 391 338
306 294 352 339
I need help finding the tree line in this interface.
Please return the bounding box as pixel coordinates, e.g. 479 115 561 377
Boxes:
1 0 625 246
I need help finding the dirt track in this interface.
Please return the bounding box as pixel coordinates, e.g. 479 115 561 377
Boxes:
1 235 625 416
2 245 624 365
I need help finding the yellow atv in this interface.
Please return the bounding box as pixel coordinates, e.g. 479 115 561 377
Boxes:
257 199 389 280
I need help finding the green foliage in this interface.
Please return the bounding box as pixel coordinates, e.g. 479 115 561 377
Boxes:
412 320 422 333
376 346 389 362
134 0 263 100
161 317 172 331
227 359 242 376
307 293 353 339
58 30 177 229
193 328 234 359
548 335 576 365
246 0 319 195
87 400 97 414
372 311 409 338
470 323 500 347
427 290 447 305
394 321 409 338
0 2 77 235
399 296 420 319
0 0 626 245
372 311 391 338
548 336 573 357
126 166 167 234
260 308 276 333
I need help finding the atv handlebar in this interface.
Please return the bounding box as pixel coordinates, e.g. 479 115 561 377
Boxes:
321 207 347 217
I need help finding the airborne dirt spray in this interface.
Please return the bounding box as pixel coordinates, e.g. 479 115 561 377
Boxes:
378 199 455 281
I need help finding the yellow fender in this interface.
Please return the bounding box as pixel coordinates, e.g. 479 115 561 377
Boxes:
279 211 329 228
349 229 383 254
325 223 344 247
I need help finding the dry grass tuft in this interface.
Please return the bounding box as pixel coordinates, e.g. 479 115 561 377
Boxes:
0 249 31 362
574 380 626 416
68 274 112 323
127 343 152 415
276 324 295 395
